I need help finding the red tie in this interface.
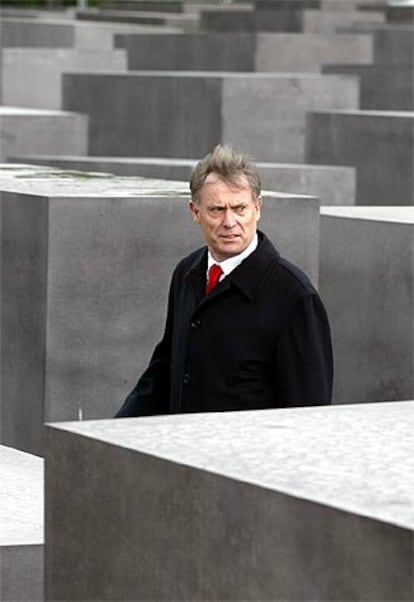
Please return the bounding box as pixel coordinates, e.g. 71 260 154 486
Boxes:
206 264 223 294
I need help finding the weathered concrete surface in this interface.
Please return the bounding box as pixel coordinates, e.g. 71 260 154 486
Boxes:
322 63 414 111
0 164 320 455
116 31 373 72
77 8 199 31
45 402 414 601
0 445 43 602
10 154 356 205
306 109 414 205
62 71 359 162
0 107 87 160
0 16 181 50
1 48 127 109
319 207 414 404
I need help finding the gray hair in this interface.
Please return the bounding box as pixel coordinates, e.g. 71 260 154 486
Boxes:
190 144 262 204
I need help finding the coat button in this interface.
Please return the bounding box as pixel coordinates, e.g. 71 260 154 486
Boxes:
190 319 200 329
183 373 191 385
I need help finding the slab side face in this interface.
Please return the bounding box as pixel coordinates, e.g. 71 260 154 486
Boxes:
62 73 222 158
1 193 48 455
44 406 414 601
306 111 414 205
222 76 359 162
320 215 414 403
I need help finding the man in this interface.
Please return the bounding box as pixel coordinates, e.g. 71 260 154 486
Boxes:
116 145 333 417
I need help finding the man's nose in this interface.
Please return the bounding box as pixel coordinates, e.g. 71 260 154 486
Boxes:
222 209 236 228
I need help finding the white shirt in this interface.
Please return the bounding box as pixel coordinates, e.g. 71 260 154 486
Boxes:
207 233 258 282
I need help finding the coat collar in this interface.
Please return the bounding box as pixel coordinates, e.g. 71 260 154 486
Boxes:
184 231 280 301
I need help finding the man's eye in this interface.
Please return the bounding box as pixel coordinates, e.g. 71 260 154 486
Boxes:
236 206 246 213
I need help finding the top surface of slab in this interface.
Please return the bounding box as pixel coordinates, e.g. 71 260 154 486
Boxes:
14 155 352 173
67 70 352 80
0 446 44 546
321 207 414 224
49 401 414 532
0 164 314 200
0 106 81 117
0 164 190 197
313 109 414 117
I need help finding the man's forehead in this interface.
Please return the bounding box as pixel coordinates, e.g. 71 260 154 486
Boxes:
202 172 251 191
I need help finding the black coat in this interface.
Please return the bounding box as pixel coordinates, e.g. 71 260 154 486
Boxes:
116 232 333 417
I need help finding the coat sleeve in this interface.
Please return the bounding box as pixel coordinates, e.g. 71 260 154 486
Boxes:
114 277 176 418
274 293 334 406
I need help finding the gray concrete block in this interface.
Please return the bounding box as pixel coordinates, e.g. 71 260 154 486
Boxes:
0 164 320 455
44 402 414 601
0 445 43 602
322 63 414 111
1 48 127 109
10 154 356 205
319 207 414 403
302 8 385 33
373 27 414 64
0 16 181 51
62 71 359 162
305 109 414 205
0 17 74 47
0 107 88 160
118 31 372 72
77 8 199 32
200 2 383 31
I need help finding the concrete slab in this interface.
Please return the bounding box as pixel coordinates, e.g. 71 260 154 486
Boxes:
10 154 356 205
302 8 385 32
0 164 320 455
200 6 385 33
76 8 199 32
44 401 414 600
0 107 87 160
322 63 414 111
0 445 43 602
1 48 127 109
305 109 414 205
117 31 372 72
62 71 359 162
319 207 414 403
0 16 181 50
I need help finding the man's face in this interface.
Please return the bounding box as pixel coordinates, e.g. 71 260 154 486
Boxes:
189 173 262 262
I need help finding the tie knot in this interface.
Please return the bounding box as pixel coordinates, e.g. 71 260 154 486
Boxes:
206 264 223 294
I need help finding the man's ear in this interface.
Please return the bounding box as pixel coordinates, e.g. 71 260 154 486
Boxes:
189 201 201 224
256 196 262 220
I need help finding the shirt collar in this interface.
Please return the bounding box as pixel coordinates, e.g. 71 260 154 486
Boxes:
207 233 258 277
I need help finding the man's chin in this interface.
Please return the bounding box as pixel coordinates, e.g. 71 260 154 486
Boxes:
215 240 245 258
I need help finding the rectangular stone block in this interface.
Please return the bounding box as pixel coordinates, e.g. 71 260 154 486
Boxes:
305 109 414 205
77 8 199 32
319 207 414 403
1 164 320 455
62 71 358 162
0 17 74 47
302 9 385 33
117 31 372 72
1 48 127 109
44 402 414 601
200 2 383 31
322 63 414 111
10 154 356 205
0 445 43 602
0 107 88 160
0 16 180 51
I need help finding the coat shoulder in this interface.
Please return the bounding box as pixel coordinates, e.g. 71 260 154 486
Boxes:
273 256 318 298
